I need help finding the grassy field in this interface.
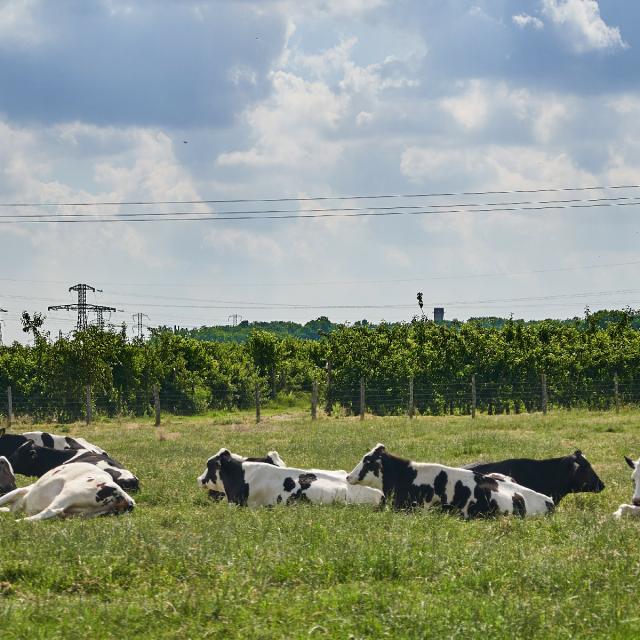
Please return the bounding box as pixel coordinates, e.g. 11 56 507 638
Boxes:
1 408 639 639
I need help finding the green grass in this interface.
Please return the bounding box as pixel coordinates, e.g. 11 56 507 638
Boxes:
1 409 640 639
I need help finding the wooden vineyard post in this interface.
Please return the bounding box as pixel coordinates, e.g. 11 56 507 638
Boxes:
154 385 161 426
359 378 365 421
255 384 261 424
325 360 333 416
6 386 12 428
311 380 318 421
471 374 477 419
85 385 92 425
541 373 548 415
409 377 415 419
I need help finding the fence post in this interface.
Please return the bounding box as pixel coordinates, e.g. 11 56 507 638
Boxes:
359 378 365 421
311 380 318 421
154 385 161 426
541 373 548 415
471 374 477 419
255 384 261 424
408 377 415 419
85 385 92 425
325 360 333 416
614 372 620 414
6 386 12 428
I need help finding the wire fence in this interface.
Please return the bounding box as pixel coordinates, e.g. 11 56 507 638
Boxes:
0 373 633 425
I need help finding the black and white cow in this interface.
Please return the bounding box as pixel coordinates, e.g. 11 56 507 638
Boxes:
613 456 640 519
200 448 384 507
0 462 135 521
0 457 16 496
346 444 554 517
463 450 605 503
200 451 286 501
0 429 30 458
8 441 139 491
21 431 107 455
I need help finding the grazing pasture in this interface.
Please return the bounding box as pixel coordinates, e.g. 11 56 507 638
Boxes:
1 409 639 639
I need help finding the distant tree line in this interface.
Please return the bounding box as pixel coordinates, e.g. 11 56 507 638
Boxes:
1 309 639 421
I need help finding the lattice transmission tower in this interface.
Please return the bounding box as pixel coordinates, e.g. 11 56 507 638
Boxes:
48 284 116 331
132 313 150 339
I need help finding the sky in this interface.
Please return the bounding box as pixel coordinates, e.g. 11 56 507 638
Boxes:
1 0 639 343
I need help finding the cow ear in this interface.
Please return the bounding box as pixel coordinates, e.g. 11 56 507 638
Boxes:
625 456 636 470
374 443 386 452
573 450 583 458
218 449 232 461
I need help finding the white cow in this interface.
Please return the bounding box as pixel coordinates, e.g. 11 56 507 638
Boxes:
22 431 107 455
613 456 640 518
199 448 384 507
0 462 135 521
347 444 554 517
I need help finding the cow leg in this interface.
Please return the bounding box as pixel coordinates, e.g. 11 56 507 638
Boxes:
18 492 77 521
613 504 640 519
0 487 29 512
19 507 67 522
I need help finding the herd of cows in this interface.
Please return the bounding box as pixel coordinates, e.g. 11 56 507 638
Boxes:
0 428 639 521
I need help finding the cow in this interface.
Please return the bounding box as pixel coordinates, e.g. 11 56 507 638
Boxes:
463 450 605 503
21 431 107 455
200 451 287 501
0 457 16 496
0 462 135 521
346 444 554 518
613 456 640 519
8 440 139 491
0 429 30 458
199 448 384 507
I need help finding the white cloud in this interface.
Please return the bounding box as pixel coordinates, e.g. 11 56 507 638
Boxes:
440 80 490 130
216 71 348 168
512 13 544 30
541 0 628 52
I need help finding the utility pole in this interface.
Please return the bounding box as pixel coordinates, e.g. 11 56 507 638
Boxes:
0 308 6 346
48 284 116 332
132 313 149 340
228 314 243 326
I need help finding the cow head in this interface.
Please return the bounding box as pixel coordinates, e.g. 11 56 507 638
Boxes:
8 440 39 476
568 450 605 494
95 482 135 515
265 451 286 467
624 456 640 506
346 443 386 489
0 456 16 496
197 448 231 492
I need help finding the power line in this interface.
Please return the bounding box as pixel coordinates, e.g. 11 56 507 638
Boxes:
1 195 639 219
1 198 640 224
1 257 640 289
1 183 639 207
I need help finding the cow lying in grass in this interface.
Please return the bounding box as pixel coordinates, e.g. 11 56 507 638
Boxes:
199 448 384 507
8 441 139 491
613 456 640 519
0 462 135 521
201 451 286 501
22 431 107 455
347 444 554 517
464 450 605 503
0 457 16 496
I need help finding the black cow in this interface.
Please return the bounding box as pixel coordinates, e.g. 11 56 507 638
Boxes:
8 441 139 491
463 450 605 503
